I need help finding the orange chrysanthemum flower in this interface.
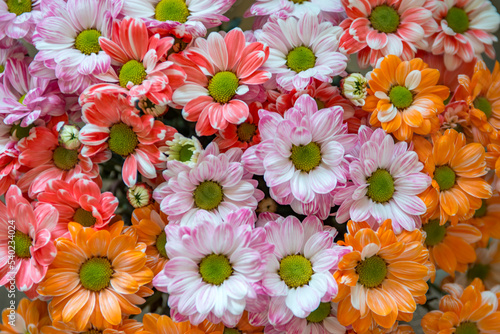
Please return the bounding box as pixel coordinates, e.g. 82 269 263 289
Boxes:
347 322 415 334
137 313 223 334
422 219 481 277
455 61 500 146
334 220 434 334
37 221 154 331
464 193 500 247
0 299 51 334
41 318 143 334
131 203 169 275
413 129 492 225
421 278 500 334
363 55 450 141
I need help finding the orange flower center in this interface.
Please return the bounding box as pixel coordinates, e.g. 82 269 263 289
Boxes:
73 208 97 227
306 302 331 323
79 257 114 291
356 255 387 288
423 220 447 246
52 146 79 171
108 123 138 156
237 122 257 143
369 5 400 34
473 200 488 218
446 7 469 34
455 322 479 334
193 181 224 210
473 96 492 119
13 230 32 258
389 86 413 109
433 165 456 191
156 231 168 259
279 254 313 288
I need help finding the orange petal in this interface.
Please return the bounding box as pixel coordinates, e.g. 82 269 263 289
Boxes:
449 143 485 173
440 190 459 216
88 230 111 257
99 289 122 325
432 243 457 276
62 289 90 323
456 177 492 199
366 288 396 316
381 279 417 313
387 261 430 281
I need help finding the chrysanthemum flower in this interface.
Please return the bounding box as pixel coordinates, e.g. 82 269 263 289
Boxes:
37 221 154 331
0 58 65 126
245 0 344 19
242 94 356 219
81 17 186 108
0 142 24 196
438 101 470 134
427 0 500 70
79 94 173 187
127 182 153 209
363 55 450 141
160 132 203 167
153 208 273 326
334 127 431 232
338 0 437 68
171 28 270 136
0 0 42 44
37 178 118 237
341 73 368 108
421 219 481 277
0 185 58 299
262 215 350 326
154 142 263 226
0 299 51 333
334 220 434 333
421 278 500 334
0 41 26 79
464 194 500 247
257 13 347 91
43 318 144 334
137 313 224 334
413 129 492 225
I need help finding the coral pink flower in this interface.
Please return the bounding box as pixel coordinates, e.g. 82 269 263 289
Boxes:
0 142 24 196
171 28 270 136
81 17 186 109
80 94 174 187
339 0 437 68
427 0 500 70
37 178 118 238
0 185 58 299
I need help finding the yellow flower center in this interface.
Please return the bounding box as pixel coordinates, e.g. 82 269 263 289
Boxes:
286 46 316 73
473 96 492 119
366 169 395 203
79 257 114 291
423 219 447 246
52 146 79 171
473 200 488 218
290 142 322 172
279 254 313 288
306 302 331 323
10 123 34 139
356 255 387 288
389 85 413 109
155 0 190 23
13 230 31 258
119 60 147 88
73 208 97 227
178 143 194 162
108 123 138 156
75 29 102 55
434 165 456 191
193 181 224 210
237 123 257 142
208 71 239 104
370 5 400 33
199 254 233 285
156 231 168 259
6 0 32 16
446 7 469 34
455 322 479 334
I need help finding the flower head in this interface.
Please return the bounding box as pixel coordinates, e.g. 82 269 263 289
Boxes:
0 299 51 333
0 41 26 79
342 73 368 107
455 239 500 290
160 132 203 167
0 0 42 43
245 0 344 20
127 182 154 209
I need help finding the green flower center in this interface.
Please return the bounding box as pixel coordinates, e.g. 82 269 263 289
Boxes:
290 142 322 172
306 302 331 323
223 329 242 334
156 231 168 259
119 60 147 88
193 181 224 210
290 0 308 3
279 254 313 288
208 71 239 104
74 29 102 55
356 255 387 288
6 0 32 16
434 165 456 191
178 144 194 162
389 85 413 109
467 263 490 282
286 46 316 73
18 94 26 104
474 200 488 218
199 254 233 285
366 169 395 203
370 5 400 33
108 123 138 156
13 231 31 258
237 123 257 142
446 7 469 34
52 146 79 171
455 322 479 334
473 96 492 119
79 257 113 292
423 220 447 246
155 0 190 23
73 208 97 227
10 123 34 140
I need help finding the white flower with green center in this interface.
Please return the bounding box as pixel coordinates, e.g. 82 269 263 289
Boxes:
161 133 203 167
127 182 153 208
261 215 350 326
280 301 346 334
152 208 273 327
342 73 368 107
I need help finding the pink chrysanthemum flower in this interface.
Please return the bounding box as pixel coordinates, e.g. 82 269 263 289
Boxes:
79 94 174 187
171 28 270 136
153 142 264 226
0 58 65 126
37 178 118 238
242 94 356 219
0 41 27 79
427 0 500 71
119 0 236 37
334 126 432 233
261 215 350 326
153 208 273 327
0 0 42 44
338 0 437 68
257 13 347 91
81 17 186 109
0 185 58 299
245 0 344 20
30 0 121 94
